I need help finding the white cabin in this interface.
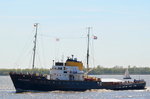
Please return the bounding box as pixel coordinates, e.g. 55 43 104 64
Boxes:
49 59 84 81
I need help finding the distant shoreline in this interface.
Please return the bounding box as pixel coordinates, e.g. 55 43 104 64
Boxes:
0 66 150 75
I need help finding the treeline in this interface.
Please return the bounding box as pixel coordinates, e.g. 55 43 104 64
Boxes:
88 66 150 75
0 68 50 75
0 66 150 75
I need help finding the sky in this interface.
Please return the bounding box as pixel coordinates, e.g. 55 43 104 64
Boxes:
0 0 150 69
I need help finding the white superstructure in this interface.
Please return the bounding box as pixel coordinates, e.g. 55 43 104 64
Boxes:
49 58 85 81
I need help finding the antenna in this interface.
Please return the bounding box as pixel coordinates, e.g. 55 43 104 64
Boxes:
32 23 39 69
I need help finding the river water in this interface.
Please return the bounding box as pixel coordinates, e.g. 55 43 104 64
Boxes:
0 75 150 99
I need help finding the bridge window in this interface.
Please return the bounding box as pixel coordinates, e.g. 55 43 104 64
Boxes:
58 67 62 70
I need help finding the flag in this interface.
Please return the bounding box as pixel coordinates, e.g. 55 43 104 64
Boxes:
93 35 98 40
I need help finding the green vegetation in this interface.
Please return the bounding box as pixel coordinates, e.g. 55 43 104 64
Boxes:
0 68 49 75
88 65 150 75
0 66 150 75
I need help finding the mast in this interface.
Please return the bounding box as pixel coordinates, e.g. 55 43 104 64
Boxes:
87 27 91 71
32 23 39 69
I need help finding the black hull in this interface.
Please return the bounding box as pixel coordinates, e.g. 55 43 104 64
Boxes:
9 73 146 92
123 77 132 79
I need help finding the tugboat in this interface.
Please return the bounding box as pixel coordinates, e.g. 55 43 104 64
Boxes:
9 25 146 92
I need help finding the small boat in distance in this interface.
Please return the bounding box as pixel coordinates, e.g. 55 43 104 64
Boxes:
9 24 146 92
123 68 131 79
